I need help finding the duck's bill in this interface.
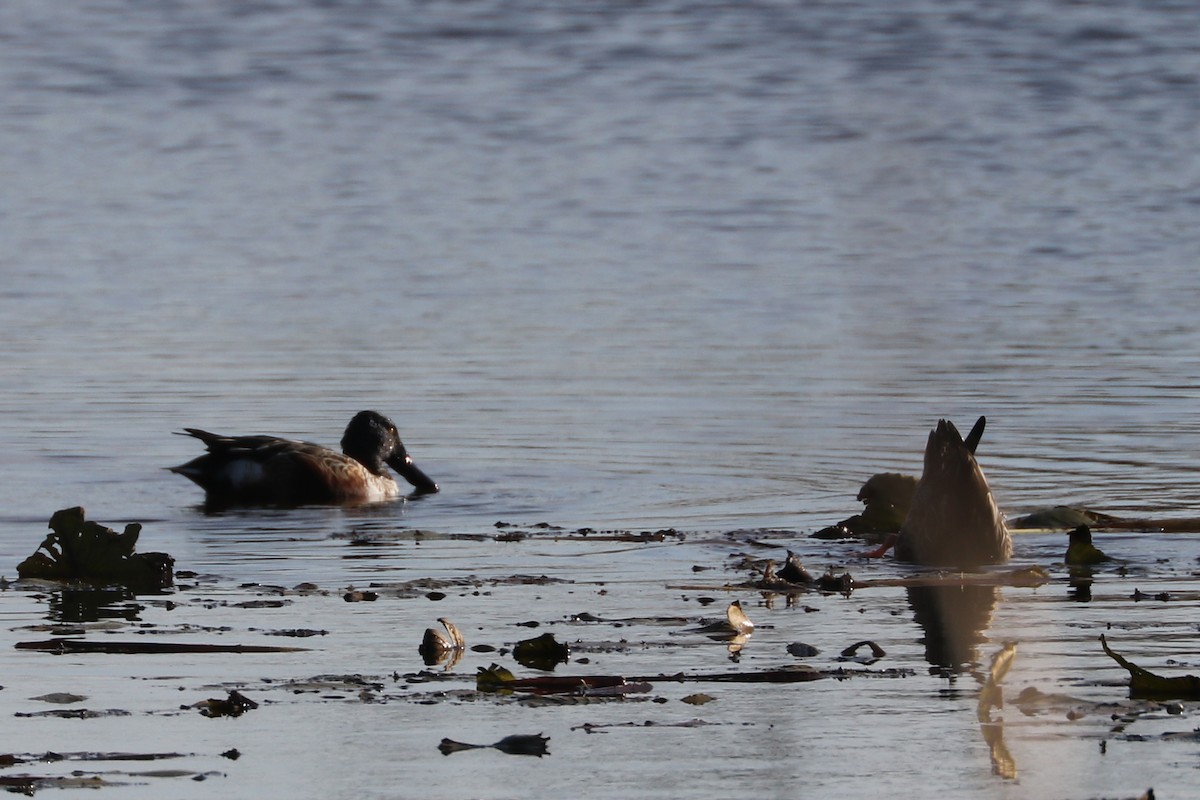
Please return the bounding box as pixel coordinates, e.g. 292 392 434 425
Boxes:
390 454 440 494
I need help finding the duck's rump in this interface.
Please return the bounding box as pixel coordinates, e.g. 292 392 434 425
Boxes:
896 420 1011 568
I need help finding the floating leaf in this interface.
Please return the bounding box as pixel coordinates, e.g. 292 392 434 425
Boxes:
696 601 754 641
419 618 466 668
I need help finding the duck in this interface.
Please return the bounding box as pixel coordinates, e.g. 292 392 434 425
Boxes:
895 416 1011 568
169 410 439 506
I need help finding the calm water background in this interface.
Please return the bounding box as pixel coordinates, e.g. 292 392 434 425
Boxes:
2 1 1199 798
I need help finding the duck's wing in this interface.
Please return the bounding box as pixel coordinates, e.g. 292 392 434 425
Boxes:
176 429 316 458
170 431 320 495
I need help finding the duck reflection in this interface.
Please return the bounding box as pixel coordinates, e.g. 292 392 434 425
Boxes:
909 583 1019 780
907 583 998 673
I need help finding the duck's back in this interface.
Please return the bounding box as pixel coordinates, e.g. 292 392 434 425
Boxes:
171 432 396 506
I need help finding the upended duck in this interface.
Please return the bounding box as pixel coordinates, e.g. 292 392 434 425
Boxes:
895 416 1011 568
170 410 438 507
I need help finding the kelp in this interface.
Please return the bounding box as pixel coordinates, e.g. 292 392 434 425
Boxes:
438 733 549 757
16 507 174 592
192 690 259 718
1013 505 1200 533
513 632 571 671
853 567 1050 590
15 638 307 655
477 664 634 695
677 565 1049 595
476 662 867 695
1101 635 1200 699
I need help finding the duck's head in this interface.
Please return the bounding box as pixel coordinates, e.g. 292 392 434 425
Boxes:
341 410 439 494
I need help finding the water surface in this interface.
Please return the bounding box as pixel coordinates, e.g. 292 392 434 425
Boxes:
2 1 1199 797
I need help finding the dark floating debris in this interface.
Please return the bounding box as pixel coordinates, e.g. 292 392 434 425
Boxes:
0 775 112 792
756 552 814 592
192 690 259 718
513 632 571 671
1101 635 1200 699
419 618 466 668
776 551 813 584
474 661 878 696
1 751 190 765
786 642 820 658
14 708 133 720
15 638 307 655
16 507 174 592
438 733 550 758
477 664 636 696
839 641 886 664
814 570 854 594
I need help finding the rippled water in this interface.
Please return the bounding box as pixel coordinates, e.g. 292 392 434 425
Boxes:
2 1 1199 797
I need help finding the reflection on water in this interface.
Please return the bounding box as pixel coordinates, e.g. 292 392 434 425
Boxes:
907 583 998 673
47 587 142 624
1069 567 1096 602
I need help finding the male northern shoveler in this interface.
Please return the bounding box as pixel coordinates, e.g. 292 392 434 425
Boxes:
169 410 439 507
895 416 1011 568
